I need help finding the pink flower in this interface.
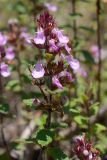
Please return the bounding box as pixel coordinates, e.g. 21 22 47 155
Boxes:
66 55 80 72
52 28 69 44
33 98 41 106
5 46 15 60
52 71 73 89
31 62 45 79
44 3 58 12
64 44 71 54
74 134 100 160
52 75 63 89
0 63 11 77
34 28 46 45
59 71 73 82
0 32 7 46
49 39 59 52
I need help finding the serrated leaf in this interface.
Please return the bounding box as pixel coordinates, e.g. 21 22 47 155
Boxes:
35 129 54 147
48 147 69 160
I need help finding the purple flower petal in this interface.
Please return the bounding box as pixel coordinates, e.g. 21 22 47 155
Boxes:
64 44 71 54
33 98 41 106
52 75 63 89
49 39 59 52
34 28 46 45
20 32 32 44
5 47 15 60
0 32 7 46
31 62 45 79
0 63 11 77
52 28 69 44
66 55 80 72
44 3 58 12
59 71 73 82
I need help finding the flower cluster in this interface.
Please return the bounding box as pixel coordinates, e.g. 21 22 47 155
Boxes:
74 134 100 160
8 18 31 46
0 32 15 77
31 12 80 89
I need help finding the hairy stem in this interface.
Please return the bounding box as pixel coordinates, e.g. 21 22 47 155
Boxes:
37 85 52 160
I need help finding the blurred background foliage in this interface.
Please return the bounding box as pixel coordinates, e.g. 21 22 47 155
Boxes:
0 0 107 160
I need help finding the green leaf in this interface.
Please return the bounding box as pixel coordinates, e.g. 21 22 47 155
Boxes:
35 129 54 147
0 103 9 114
80 0 91 3
15 1 27 14
79 26 95 33
95 134 107 153
15 138 33 145
36 114 47 128
48 147 69 160
0 153 9 160
93 123 106 133
69 13 83 20
80 50 95 64
51 122 68 129
74 115 88 128
90 102 99 115
5 80 21 92
59 24 72 29
23 99 33 107
21 74 31 83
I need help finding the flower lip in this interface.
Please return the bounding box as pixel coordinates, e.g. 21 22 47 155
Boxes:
31 62 45 79
52 28 69 44
0 32 7 46
34 28 46 45
66 55 80 72
52 75 63 89
5 46 15 60
49 39 59 53
0 63 11 77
